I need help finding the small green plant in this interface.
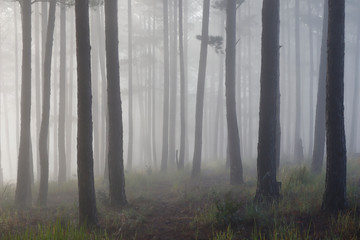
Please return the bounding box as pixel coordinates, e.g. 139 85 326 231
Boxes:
214 192 241 228
212 225 234 240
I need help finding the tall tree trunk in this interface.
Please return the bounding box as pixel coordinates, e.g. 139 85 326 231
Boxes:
58 3 67 183
105 0 127 207
294 0 303 163
311 0 328 174
255 0 280 201
161 0 170 172
75 0 97 226
15 0 32 209
38 0 56 206
168 0 178 167
14 2 20 156
127 0 133 171
191 0 210 178
34 4 40 181
178 0 185 170
322 0 346 212
226 0 243 185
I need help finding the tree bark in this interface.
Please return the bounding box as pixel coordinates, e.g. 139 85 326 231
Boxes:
38 0 56 206
192 0 210 178
255 0 280 201
15 0 32 209
75 0 98 226
226 0 243 185
322 0 347 212
127 0 133 171
105 0 127 207
311 0 328 174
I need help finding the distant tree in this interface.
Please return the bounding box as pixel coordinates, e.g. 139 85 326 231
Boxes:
38 0 56 206
225 0 243 184
255 0 281 201
192 0 210 178
15 0 33 209
75 0 98 226
127 0 134 171
161 0 170 172
178 0 185 170
322 0 347 212
58 2 67 183
311 0 328 174
105 0 127 207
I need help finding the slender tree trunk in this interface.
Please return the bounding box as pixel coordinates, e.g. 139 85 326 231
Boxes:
311 0 328 174
161 0 170 172
294 0 303 163
127 0 134 171
75 0 98 226
105 0 127 207
15 0 32 209
14 2 20 156
34 4 40 181
178 0 185 170
192 0 210 178
322 0 346 212
38 0 56 206
226 0 243 185
255 0 280 201
58 3 67 183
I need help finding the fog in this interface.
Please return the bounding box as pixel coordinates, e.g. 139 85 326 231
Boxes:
0 0 357 183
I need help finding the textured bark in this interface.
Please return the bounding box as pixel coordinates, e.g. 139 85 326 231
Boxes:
127 0 133 171
255 0 280 201
322 0 347 212
75 0 97 226
15 0 32 209
191 0 210 178
178 0 185 170
311 0 328 174
38 0 56 206
105 0 127 207
226 0 243 185
58 3 67 183
161 0 170 172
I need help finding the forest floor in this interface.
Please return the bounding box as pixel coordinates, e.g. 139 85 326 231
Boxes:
0 160 360 239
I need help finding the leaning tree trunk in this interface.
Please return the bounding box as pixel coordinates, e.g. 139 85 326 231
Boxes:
38 0 56 206
322 0 347 212
161 0 170 172
105 0 127 207
311 0 328 174
75 0 98 226
15 0 32 209
191 0 210 178
255 0 281 201
226 0 243 185
58 2 67 184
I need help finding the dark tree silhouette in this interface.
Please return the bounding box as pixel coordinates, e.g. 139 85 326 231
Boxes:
322 0 347 212
75 0 97 226
192 0 210 178
311 0 328 174
15 0 33 209
226 0 243 184
255 0 281 201
38 0 56 206
105 0 127 207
